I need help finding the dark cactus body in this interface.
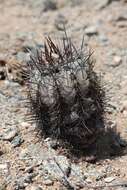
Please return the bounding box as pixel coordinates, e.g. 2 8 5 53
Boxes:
24 34 105 149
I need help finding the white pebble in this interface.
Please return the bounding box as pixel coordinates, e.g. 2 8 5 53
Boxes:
104 177 115 183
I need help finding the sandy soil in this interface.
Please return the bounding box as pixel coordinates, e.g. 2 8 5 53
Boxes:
0 0 127 189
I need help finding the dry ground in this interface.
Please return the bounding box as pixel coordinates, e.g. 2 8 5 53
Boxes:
0 0 127 189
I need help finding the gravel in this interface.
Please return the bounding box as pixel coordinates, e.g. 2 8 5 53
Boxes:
0 0 127 189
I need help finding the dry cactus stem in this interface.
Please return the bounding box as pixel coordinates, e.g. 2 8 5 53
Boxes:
23 33 105 149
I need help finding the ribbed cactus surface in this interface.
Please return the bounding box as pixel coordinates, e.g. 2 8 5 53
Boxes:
24 34 105 149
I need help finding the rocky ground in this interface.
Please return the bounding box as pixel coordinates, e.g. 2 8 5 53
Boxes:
0 0 127 189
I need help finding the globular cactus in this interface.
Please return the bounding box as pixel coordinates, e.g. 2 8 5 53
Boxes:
23 33 105 149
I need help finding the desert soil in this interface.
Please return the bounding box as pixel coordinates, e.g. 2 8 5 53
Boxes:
0 0 127 189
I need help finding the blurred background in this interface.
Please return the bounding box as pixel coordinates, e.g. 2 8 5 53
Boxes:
0 0 127 189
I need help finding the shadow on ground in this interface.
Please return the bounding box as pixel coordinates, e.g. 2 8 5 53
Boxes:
47 123 127 163
62 126 127 163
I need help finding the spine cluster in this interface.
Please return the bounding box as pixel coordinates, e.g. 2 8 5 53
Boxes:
24 33 105 149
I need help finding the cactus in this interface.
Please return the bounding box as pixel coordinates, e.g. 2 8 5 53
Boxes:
23 32 105 149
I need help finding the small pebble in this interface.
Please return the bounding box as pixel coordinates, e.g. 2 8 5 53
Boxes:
104 177 115 183
26 185 43 190
54 14 67 30
115 14 127 22
11 135 23 147
43 179 53 186
107 56 122 67
20 122 31 128
113 56 122 66
85 26 98 36
0 163 8 170
85 178 93 183
43 0 57 12
2 128 17 141
43 155 70 180
99 34 109 44
120 100 127 112
25 166 34 173
0 163 9 174
96 0 111 10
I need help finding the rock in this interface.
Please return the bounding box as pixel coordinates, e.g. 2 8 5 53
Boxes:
16 31 36 41
19 143 55 162
120 100 127 113
104 176 115 183
25 166 34 174
0 163 8 170
84 169 106 182
43 179 53 186
85 26 98 36
2 128 17 141
19 148 29 160
0 163 10 175
70 164 84 186
115 14 127 22
96 0 111 10
54 14 67 31
123 107 127 118
0 90 7 99
107 56 122 67
43 0 57 12
20 122 32 129
25 0 57 11
11 135 23 147
70 0 83 7
113 56 122 66
71 164 83 177
85 178 93 183
0 184 8 190
14 180 26 189
96 173 106 181
98 34 109 44
24 174 34 183
15 174 34 189
44 138 59 150
26 185 43 190
75 181 84 189
4 79 21 89
43 156 70 180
